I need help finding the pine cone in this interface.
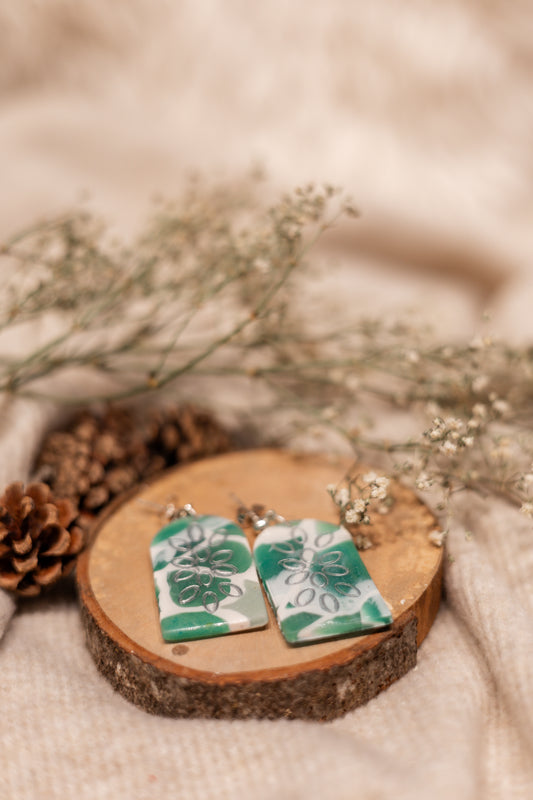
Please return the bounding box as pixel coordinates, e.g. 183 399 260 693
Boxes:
0 482 86 597
35 404 231 514
147 404 231 464
35 407 151 512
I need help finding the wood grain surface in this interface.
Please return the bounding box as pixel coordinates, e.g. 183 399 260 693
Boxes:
77 449 443 720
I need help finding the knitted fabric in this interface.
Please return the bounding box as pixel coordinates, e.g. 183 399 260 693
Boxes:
1 2 532 798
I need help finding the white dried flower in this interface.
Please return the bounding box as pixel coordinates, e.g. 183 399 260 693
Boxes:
439 440 457 456
462 436 474 447
520 502 533 517
335 487 350 506
492 399 511 416
354 533 372 550
284 222 301 239
472 375 489 394
428 418 446 440
362 472 378 484
370 476 390 500
428 529 447 547
445 417 463 432
343 508 359 524
473 403 487 419
416 473 433 491
253 257 270 273
344 498 367 525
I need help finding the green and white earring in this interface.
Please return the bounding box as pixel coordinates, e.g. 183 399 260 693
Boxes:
148 497 392 646
149 503 268 642
238 503 393 646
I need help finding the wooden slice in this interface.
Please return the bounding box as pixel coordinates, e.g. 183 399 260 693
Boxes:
77 449 443 720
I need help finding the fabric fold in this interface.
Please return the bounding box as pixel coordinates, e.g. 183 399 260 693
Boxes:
0 589 16 641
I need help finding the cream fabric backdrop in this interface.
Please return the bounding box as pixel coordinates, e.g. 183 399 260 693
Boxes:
1 3 532 798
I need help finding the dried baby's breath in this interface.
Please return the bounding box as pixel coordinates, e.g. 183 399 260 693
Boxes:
0 180 350 402
2 178 533 533
327 472 392 541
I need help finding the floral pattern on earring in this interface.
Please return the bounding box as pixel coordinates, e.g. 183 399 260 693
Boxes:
253 517 392 645
150 510 268 642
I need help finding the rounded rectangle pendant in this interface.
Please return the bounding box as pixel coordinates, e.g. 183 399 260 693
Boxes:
253 518 392 645
151 514 268 642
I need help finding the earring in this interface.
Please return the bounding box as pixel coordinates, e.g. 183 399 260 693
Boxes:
237 503 392 646
148 502 268 643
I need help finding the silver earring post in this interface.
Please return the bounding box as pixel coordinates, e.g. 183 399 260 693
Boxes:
137 498 198 520
233 498 286 532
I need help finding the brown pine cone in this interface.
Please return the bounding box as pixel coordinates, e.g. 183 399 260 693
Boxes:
147 404 231 464
35 404 231 515
0 482 86 597
35 407 151 512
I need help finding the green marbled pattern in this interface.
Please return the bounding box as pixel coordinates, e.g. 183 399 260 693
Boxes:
253 518 392 645
150 515 268 642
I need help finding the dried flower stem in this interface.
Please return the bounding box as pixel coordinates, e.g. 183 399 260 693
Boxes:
2 180 533 524
0 182 351 403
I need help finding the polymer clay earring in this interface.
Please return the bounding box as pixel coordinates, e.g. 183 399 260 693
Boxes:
237 503 392 646
149 503 268 642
